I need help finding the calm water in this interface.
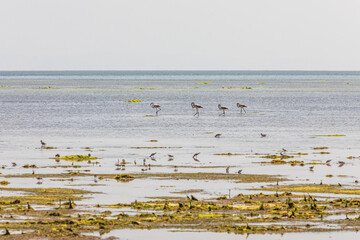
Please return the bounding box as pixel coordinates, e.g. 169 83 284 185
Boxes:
1 71 360 238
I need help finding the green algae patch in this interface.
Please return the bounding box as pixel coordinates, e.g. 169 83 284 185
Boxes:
35 87 59 89
0 187 93 205
113 174 135 182
144 115 155 117
262 154 294 159
222 87 252 90
126 99 141 102
196 82 211 84
316 134 345 137
260 184 360 195
0 181 10 186
314 152 330 154
0 85 11 87
53 155 98 162
22 164 37 168
131 172 288 183
313 147 328 150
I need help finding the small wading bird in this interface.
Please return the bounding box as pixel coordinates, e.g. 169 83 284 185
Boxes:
191 102 203 116
338 161 345 167
215 134 222 138
309 166 314 171
236 103 247 113
193 152 200 161
238 170 243 174
149 152 156 161
40 140 46 148
218 104 228 116
226 166 230 174
168 154 174 161
150 102 161 116
260 133 267 138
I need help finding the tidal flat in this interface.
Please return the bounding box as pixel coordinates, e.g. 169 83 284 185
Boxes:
1 71 360 239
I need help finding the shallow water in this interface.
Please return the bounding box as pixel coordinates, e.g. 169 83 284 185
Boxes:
1 71 360 237
86 228 360 240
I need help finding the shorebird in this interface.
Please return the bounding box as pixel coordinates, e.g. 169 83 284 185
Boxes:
168 154 174 161
149 152 157 161
193 152 200 159
309 166 314 171
236 103 247 113
191 102 203 116
338 161 345 167
88 153 91 157
115 159 121 167
40 140 46 148
218 104 228 116
260 133 267 138
226 166 230 174
215 134 222 138
12 162 17 167
55 154 60 158
238 170 243 174
174 166 178 172
150 102 161 115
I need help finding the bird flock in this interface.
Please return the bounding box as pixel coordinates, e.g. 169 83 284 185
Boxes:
150 102 247 116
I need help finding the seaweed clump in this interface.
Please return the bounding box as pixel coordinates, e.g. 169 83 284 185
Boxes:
53 155 98 162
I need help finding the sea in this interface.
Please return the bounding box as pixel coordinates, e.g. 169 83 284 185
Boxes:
1 71 360 239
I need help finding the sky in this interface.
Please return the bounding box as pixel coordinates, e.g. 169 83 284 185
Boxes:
0 0 360 71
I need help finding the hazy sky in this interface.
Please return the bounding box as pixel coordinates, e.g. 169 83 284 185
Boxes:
1 0 360 70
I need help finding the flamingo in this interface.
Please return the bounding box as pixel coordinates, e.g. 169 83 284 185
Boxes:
191 102 203 116
218 104 228 116
150 102 161 115
236 103 247 113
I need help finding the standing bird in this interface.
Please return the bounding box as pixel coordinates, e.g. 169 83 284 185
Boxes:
40 140 46 148
215 134 222 138
236 103 247 113
150 102 161 116
191 102 203 117
193 152 200 161
149 152 157 161
226 166 230 174
218 104 228 116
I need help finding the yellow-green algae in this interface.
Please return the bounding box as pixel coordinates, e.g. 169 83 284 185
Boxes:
52 155 98 162
0 187 93 205
125 99 141 102
316 134 345 137
0 181 10 186
2 192 360 238
260 184 360 195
